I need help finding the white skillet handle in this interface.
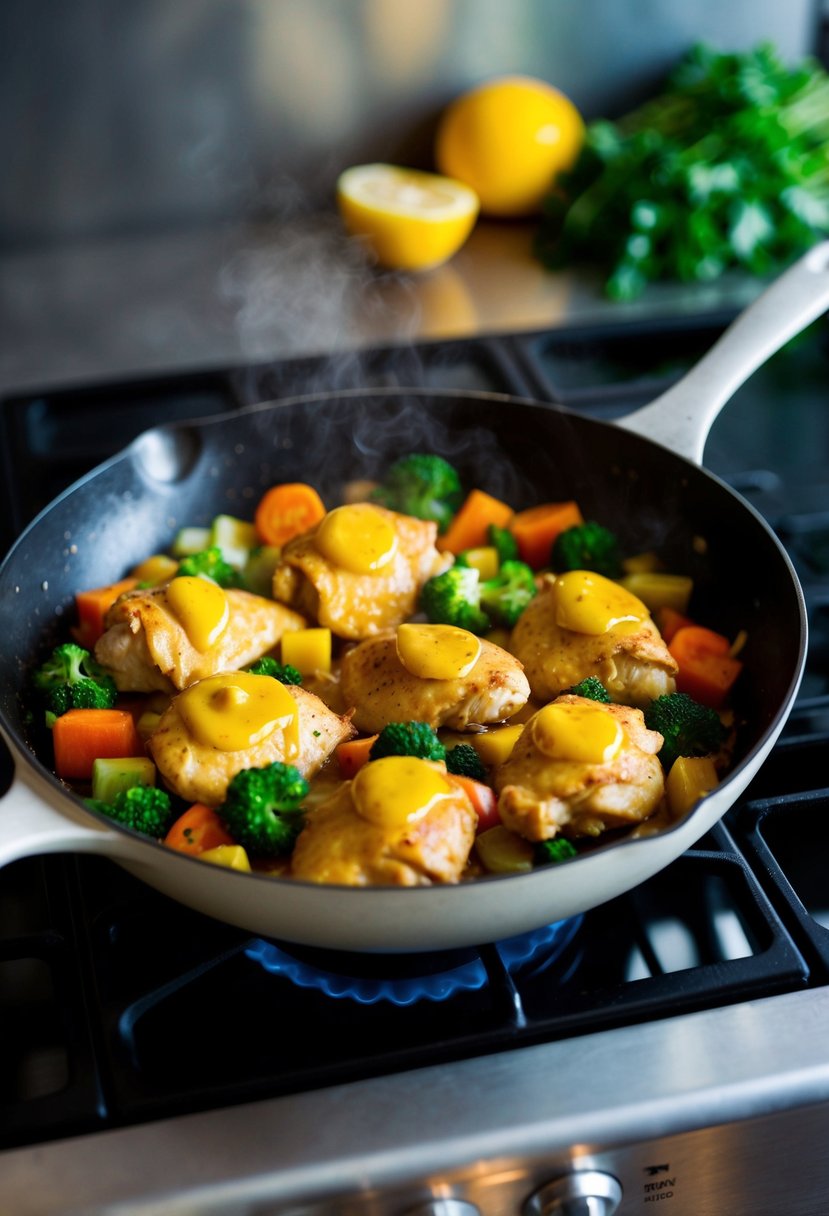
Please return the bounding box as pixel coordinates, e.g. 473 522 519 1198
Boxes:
617 242 829 465
0 728 127 868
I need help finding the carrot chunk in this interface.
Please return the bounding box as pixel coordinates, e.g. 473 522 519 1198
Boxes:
655 605 696 644
73 577 138 647
668 625 743 709
52 709 144 781
164 804 235 855
254 483 326 547
446 773 500 833
336 735 379 778
510 501 583 569
438 489 513 555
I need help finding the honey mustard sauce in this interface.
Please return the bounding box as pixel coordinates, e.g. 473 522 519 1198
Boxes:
315 503 399 574
532 701 624 764
178 672 300 755
166 575 230 651
554 570 649 635
396 622 482 679
352 756 453 830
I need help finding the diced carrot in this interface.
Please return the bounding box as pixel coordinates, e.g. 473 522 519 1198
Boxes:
446 773 500 833
254 482 326 547
72 577 138 647
438 489 513 555
52 709 144 781
336 735 379 778
655 605 696 644
510 501 584 570
164 804 235 855
668 625 743 709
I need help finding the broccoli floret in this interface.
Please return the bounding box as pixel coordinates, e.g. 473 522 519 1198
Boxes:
419 566 490 634
551 522 623 578
177 546 241 588
86 786 174 839
487 523 519 565
565 676 611 703
371 453 463 533
644 692 727 769
535 837 578 865
244 656 303 685
33 642 117 719
479 560 537 628
217 762 308 857
445 743 488 781
370 722 447 763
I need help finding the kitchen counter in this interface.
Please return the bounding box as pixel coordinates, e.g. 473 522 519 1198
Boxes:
0 217 765 396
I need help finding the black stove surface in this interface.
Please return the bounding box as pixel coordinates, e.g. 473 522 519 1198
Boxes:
1 316 828 1153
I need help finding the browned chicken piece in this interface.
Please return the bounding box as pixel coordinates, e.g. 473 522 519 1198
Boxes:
149 683 354 806
95 585 306 694
290 776 477 886
272 504 446 639
339 632 530 733
509 577 677 707
494 695 665 842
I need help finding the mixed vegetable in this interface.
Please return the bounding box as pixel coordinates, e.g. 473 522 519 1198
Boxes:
30 450 746 883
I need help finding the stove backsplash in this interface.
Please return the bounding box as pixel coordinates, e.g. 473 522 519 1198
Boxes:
2 0 820 247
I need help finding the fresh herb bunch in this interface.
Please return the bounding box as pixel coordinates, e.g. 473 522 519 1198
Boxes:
535 43 829 299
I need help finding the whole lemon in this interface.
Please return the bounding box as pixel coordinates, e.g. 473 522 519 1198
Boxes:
435 75 584 218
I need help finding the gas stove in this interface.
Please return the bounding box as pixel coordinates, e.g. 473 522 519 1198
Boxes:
1 315 829 1215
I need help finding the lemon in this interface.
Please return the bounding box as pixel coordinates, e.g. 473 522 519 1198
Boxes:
336 163 479 272
435 75 585 218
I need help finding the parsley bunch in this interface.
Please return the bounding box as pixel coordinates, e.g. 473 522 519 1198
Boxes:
535 43 829 299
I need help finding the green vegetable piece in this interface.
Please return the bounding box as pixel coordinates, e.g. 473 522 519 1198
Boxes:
177 546 241 588
86 786 174 839
243 545 282 597
171 526 211 557
371 453 463 533
445 743 488 782
91 757 157 804
644 692 727 769
33 642 117 720
244 656 303 685
369 722 447 763
218 762 308 857
535 838 578 865
209 515 258 570
479 560 537 627
565 676 611 703
487 523 519 565
419 566 490 634
551 522 622 578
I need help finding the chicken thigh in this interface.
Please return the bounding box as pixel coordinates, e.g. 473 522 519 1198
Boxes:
95 583 306 694
509 572 677 707
291 756 477 885
149 675 353 806
339 626 530 733
272 502 445 639
494 694 665 841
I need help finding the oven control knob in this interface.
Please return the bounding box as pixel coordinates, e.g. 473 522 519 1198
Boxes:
405 1202 480 1216
524 1170 622 1216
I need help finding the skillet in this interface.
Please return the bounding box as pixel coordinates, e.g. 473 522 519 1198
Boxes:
0 245 827 953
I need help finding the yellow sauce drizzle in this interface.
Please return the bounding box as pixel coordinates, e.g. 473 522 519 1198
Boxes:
532 701 624 764
352 756 453 830
315 503 398 574
396 623 482 680
554 570 648 635
178 672 299 755
166 576 229 651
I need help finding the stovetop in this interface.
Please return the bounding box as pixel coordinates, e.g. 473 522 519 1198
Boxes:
1 313 829 1174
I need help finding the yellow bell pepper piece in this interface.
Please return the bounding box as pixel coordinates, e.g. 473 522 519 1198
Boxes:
460 546 499 580
475 825 534 874
282 627 332 676
469 723 524 767
131 554 180 585
666 755 718 819
619 572 693 615
199 845 251 872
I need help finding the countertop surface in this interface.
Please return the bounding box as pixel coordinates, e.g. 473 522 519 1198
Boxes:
0 217 765 396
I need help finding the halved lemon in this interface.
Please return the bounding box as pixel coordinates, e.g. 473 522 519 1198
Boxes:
336 163 479 272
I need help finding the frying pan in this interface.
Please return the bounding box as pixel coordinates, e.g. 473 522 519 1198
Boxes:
0 245 828 953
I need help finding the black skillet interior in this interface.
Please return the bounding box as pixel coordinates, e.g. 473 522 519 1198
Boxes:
0 388 804 785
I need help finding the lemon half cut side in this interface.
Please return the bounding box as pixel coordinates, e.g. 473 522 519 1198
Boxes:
336 164 479 273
